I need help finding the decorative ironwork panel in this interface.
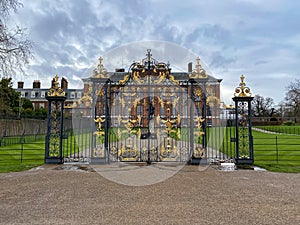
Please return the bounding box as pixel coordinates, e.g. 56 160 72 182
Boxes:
48 101 63 157
233 75 254 165
45 75 66 164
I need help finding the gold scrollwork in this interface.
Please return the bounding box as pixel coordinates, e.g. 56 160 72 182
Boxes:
110 146 118 155
234 75 252 97
93 57 109 78
194 88 202 97
78 94 92 106
118 140 139 161
133 99 140 108
119 74 130 85
157 96 165 108
159 137 178 160
222 103 234 109
194 117 205 128
189 57 208 79
169 74 179 85
162 87 175 97
93 145 105 157
206 95 220 107
161 117 177 133
119 97 126 107
133 70 144 84
94 116 105 136
47 75 66 97
194 147 205 158
123 86 137 96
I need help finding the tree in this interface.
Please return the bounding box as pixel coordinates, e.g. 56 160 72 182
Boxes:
21 97 33 110
284 79 300 117
0 0 33 77
34 106 47 118
252 94 275 117
0 77 20 116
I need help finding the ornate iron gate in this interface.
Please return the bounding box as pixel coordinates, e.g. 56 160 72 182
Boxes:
91 50 209 163
44 51 253 165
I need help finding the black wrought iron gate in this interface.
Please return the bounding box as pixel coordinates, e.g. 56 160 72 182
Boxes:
49 51 254 165
91 51 207 163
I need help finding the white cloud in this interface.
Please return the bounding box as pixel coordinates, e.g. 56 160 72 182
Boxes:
9 0 300 104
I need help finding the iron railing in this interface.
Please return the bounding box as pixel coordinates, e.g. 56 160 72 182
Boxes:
0 134 45 164
254 136 300 164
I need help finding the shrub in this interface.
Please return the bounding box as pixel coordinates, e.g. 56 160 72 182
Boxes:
283 120 295 126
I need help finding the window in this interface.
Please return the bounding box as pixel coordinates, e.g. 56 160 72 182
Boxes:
114 104 119 115
41 91 45 98
40 103 45 108
70 92 75 98
21 91 25 97
207 106 212 116
172 106 176 116
137 105 142 115
31 91 35 98
124 105 129 116
77 92 82 99
160 107 165 117
183 104 188 117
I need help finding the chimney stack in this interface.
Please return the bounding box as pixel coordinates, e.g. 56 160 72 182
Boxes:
18 81 24 89
33 80 41 89
188 62 193 73
61 77 68 89
84 83 90 93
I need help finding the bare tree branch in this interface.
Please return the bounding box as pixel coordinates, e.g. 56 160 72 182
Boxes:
284 79 300 117
0 0 22 18
252 94 275 117
0 0 33 78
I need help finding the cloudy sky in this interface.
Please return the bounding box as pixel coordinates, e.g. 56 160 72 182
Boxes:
9 0 300 104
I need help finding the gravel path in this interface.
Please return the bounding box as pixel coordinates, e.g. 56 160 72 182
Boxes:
0 165 299 225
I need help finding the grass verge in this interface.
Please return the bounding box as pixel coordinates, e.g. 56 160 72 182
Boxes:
254 163 300 173
0 163 43 173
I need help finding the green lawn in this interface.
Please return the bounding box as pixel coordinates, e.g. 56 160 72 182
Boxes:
255 125 300 135
252 128 300 172
1 125 300 173
0 140 45 173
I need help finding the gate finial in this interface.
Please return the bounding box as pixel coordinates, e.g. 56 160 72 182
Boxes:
93 56 109 78
234 74 252 97
189 57 208 79
147 49 152 61
47 75 65 97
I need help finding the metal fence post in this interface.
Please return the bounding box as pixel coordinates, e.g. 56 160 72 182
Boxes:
20 134 24 163
276 136 278 163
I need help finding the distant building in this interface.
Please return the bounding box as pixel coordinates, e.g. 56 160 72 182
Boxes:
15 78 83 110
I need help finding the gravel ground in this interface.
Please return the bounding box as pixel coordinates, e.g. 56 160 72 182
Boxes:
0 164 299 225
